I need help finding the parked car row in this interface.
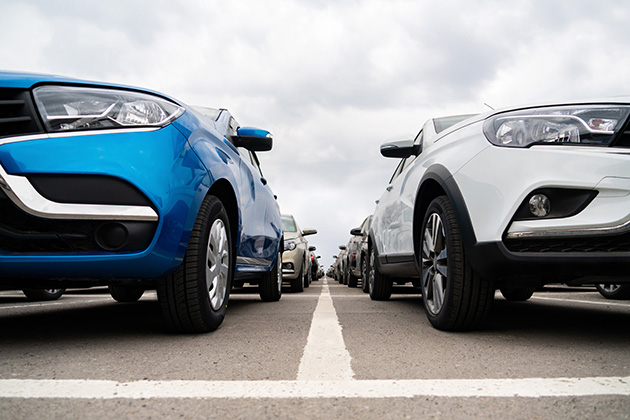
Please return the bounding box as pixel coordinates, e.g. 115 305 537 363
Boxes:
0 71 318 333
2 72 628 335
333 98 630 331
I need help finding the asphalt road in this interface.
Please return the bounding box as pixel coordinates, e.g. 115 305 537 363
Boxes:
0 278 629 419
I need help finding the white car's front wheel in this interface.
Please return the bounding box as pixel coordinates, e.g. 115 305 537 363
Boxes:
420 196 493 331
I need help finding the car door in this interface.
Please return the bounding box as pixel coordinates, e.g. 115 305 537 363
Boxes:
236 143 281 267
373 132 423 259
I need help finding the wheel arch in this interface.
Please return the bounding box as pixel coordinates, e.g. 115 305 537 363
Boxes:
207 178 240 252
413 165 477 260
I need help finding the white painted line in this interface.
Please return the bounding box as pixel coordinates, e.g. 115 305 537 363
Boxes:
0 377 628 399
296 278 354 381
531 296 630 308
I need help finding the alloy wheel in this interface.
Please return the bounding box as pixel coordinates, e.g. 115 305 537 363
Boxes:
421 212 448 315
206 218 230 311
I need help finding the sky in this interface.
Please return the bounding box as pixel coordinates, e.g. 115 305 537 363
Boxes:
2 0 630 268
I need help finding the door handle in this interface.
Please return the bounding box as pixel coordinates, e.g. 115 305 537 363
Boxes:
261 177 267 185
386 186 393 192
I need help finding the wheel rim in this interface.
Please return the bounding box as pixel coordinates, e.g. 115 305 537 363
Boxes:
206 219 230 311
421 212 448 315
601 284 620 293
369 249 376 293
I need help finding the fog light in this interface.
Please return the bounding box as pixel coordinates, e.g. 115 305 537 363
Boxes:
95 222 129 251
529 194 551 217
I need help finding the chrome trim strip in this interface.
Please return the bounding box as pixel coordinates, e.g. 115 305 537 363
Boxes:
0 165 158 221
0 127 160 147
506 216 630 239
236 256 271 266
530 145 630 155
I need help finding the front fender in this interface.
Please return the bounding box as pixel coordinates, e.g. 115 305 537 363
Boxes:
413 164 478 259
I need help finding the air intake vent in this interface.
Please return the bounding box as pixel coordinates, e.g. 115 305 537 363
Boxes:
614 129 630 147
0 89 44 138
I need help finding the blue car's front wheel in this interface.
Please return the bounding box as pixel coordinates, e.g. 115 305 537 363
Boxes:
158 195 233 333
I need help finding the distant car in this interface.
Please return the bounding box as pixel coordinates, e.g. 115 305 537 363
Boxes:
0 71 283 333
347 215 372 290
344 230 362 288
308 247 321 281
370 100 630 331
281 214 317 292
332 245 347 283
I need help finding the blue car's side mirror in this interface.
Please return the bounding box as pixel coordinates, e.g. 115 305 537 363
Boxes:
231 127 273 152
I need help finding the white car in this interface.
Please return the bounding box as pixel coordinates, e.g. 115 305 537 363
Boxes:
369 100 630 331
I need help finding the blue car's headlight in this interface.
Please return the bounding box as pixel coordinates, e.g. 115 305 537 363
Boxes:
33 85 185 132
483 105 630 147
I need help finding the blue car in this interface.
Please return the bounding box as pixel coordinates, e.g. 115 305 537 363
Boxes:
0 71 283 333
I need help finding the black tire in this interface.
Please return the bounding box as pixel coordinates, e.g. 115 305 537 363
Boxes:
420 196 493 331
157 195 232 333
342 265 349 285
304 264 312 288
348 272 358 288
259 247 282 302
108 284 145 302
500 287 535 301
361 255 369 293
595 283 630 300
290 264 305 293
22 288 66 301
368 246 392 300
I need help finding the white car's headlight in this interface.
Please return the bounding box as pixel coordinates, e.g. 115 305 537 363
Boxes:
284 239 297 251
483 105 630 147
33 86 184 132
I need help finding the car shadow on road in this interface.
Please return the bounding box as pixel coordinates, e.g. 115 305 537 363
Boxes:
0 299 168 339
385 286 630 341
0 285 302 340
485 298 630 337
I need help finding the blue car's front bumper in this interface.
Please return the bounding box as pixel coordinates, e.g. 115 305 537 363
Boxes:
0 124 208 279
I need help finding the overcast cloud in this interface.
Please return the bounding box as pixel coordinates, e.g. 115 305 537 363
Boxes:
2 0 630 267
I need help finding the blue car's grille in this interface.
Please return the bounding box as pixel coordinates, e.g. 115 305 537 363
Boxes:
0 190 157 253
0 88 44 138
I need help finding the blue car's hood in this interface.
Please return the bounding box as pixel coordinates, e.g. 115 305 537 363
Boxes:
0 71 109 89
0 71 182 105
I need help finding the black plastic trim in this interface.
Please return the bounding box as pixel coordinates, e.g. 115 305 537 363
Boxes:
469 240 630 284
27 174 154 208
414 165 478 251
377 253 419 277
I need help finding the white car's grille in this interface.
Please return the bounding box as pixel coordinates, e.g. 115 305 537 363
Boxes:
504 235 630 253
